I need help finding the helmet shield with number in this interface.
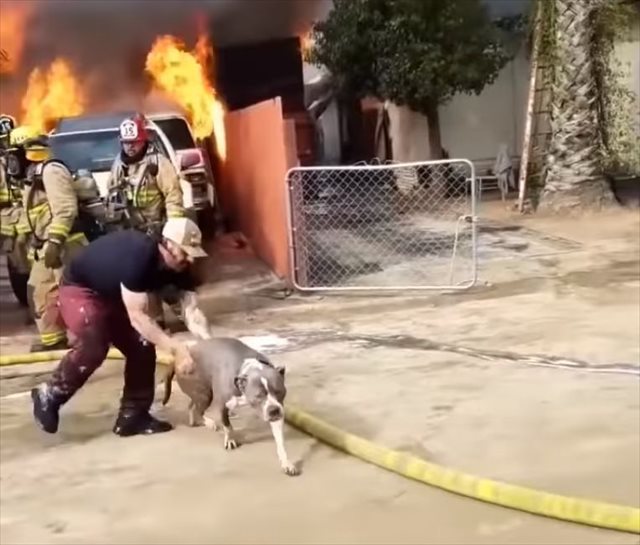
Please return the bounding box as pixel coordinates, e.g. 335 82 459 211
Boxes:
119 114 149 158
119 114 148 144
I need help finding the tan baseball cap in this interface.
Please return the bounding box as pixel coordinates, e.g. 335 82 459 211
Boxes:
162 217 208 259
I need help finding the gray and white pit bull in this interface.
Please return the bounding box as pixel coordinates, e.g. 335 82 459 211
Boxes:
162 337 299 476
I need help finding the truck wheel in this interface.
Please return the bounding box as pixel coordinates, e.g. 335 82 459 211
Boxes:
7 260 29 307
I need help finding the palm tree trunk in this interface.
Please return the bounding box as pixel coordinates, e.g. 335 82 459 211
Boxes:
539 0 617 212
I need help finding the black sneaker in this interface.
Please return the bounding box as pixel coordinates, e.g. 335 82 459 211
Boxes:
113 411 173 437
31 385 61 434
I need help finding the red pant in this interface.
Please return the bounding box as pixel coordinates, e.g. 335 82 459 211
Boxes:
47 284 156 412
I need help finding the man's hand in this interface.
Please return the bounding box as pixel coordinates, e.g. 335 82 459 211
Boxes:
180 291 212 339
43 240 62 269
173 343 195 375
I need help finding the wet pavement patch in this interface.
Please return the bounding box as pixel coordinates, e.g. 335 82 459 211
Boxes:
477 220 582 260
292 216 582 288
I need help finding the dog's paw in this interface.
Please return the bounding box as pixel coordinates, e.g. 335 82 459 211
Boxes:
203 416 219 431
224 437 239 450
282 462 300 476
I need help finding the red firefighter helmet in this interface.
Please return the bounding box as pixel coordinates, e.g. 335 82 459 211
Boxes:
119 113 148 144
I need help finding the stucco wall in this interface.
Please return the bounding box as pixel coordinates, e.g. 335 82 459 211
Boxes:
387 46 529 164
440 46 530 162
219 97 296 280
615 15 640 135
387 14 640 163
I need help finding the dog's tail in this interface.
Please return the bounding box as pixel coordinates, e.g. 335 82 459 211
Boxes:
162 363 176 406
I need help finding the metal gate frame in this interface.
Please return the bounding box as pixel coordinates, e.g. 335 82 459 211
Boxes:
285 159 478 292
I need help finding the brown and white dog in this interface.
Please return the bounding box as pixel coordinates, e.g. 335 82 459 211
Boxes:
162 337 299 476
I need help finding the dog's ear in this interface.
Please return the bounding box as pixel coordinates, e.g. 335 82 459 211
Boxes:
275 365 286 377
234 375 248 393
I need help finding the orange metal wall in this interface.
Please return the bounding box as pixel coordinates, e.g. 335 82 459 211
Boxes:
218 97 298 281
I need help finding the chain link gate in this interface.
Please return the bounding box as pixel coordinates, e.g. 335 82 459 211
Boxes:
285 159 478 291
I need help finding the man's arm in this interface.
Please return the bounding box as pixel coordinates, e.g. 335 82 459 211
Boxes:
179 290 212 339
156 156 186 219
120 283 179 353
42 163 78 243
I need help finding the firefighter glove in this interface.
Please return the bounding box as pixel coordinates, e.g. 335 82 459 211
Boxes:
43 239 63 269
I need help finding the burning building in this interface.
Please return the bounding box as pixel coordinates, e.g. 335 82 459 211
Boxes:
0 0 334 281
0 0 330 148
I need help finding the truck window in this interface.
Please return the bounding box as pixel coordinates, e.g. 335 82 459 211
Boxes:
50 129 170 172
50 131 121 172
153 118 196 150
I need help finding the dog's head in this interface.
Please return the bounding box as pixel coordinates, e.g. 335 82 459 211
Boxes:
234 357 287 422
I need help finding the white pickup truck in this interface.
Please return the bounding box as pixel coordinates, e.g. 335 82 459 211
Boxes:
48 111 216 222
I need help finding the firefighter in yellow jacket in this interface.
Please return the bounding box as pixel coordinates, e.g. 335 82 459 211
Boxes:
8 126 88 351
0 115 31 307
0 115 20 248
106 113 186 328
107 113 185 233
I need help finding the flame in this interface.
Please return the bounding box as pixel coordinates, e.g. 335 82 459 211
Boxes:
145 33 227 161
0 2 36 75
21 59 86 133
299 30 314 62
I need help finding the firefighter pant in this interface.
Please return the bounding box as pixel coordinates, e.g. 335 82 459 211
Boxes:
27 260 66 347
27 236 88 347
2 236 31 275
46 284 156 412
1 208 30 274
7 237 31 274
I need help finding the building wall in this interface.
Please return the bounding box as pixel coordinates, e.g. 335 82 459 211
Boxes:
440 46 530 162
615 15 640 135
218 97 296 280
387 46 529 164
386 14 640 164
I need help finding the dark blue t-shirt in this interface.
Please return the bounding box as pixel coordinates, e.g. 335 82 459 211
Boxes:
63 230 196 299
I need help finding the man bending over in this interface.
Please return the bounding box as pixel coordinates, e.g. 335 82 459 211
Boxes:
31 217 213 437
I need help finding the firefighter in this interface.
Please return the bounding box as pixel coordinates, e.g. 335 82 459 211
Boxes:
8 126 88 352
107 113 185 233
0 114 13 154
0 114 18 238
0 115 31 306
106 113 186 327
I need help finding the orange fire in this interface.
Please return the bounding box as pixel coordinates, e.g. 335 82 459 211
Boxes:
145 33 227 160
299 30 314 62
21 59 86 133
0 2 36 75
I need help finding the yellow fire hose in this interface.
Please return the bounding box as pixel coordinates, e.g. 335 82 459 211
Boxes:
0 348 174 367
1 348 639 535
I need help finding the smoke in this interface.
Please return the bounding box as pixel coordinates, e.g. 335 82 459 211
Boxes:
1 0 331 116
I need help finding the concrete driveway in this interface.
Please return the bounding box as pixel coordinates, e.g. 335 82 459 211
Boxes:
1 208 639 544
